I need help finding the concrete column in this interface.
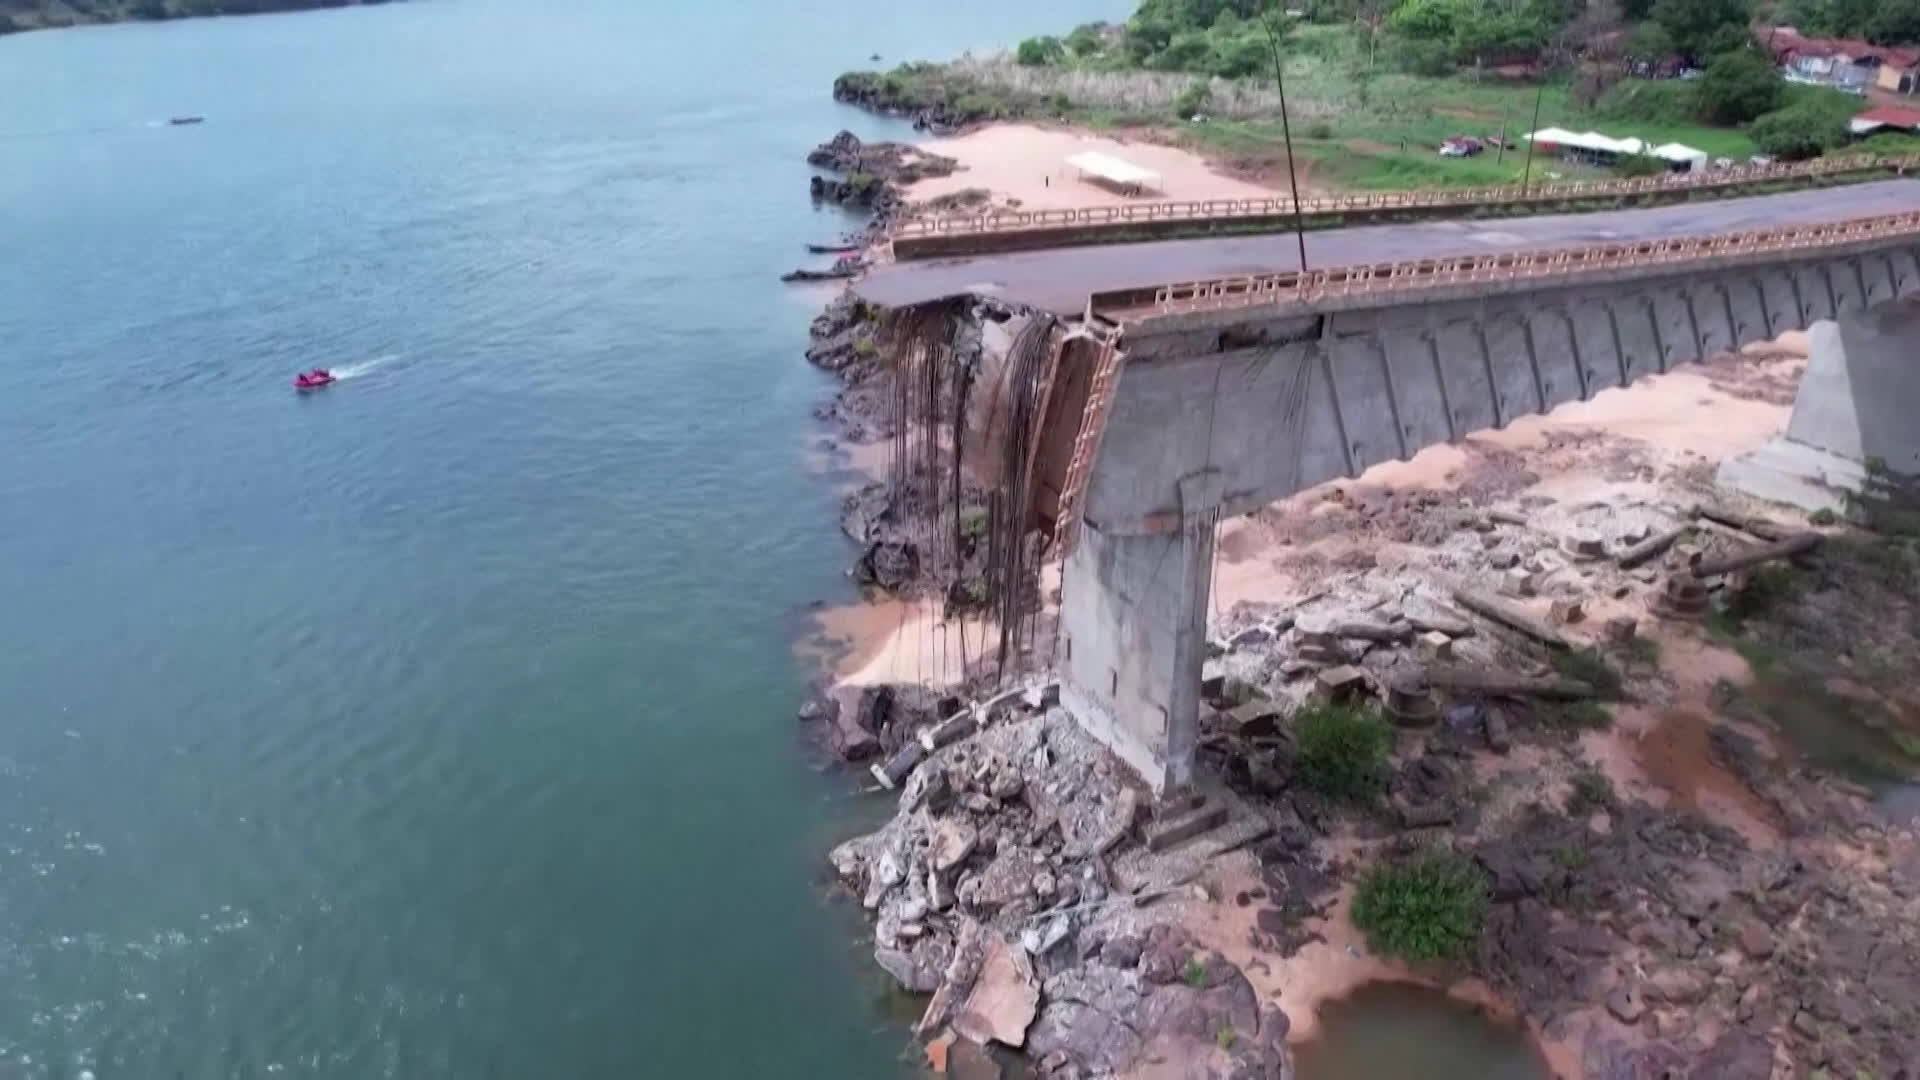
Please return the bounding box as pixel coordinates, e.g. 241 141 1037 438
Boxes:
1719 297 1920 513
1059 472 1220 795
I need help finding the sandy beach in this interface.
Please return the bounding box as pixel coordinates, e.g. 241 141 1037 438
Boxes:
903 123 1280 211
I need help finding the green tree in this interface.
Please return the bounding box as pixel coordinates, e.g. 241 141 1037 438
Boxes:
1749 102 1849 159
1867 0 1920 43
1065 22 1107 55
1016 35 1066 66
1154 27 1218 68
1624 21 1676 58
1211 29 1273 76
1652 0 1749 58
1389 0 1471 40
1695 49 1784 123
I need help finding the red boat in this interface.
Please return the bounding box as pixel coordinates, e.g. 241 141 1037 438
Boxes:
294 368 335 390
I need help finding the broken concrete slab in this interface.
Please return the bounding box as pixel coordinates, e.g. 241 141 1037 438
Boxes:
953 937 1039 1048
1315 665 1369 698
1146 800 1229 853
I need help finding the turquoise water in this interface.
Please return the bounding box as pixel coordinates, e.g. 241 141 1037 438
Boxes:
0 2 1118 1075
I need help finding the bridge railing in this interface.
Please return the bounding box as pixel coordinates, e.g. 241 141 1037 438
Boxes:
1141 210 1920 315
892 153 1920 239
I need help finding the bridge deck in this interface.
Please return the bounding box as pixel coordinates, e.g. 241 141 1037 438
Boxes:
854 179 1920 315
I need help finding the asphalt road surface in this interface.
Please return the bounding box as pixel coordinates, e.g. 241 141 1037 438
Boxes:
855 179 1920 314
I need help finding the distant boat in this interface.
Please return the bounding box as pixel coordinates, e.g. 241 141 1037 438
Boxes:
169 116 205 126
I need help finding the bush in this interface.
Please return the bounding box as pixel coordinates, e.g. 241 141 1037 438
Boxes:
1307 120 1334 139
1351 850 1489 964
1749 103 1848 160
1173 80 1214 119
1016 36 1066 67
1293 701 1393 799
1695 50 1784 125
1566 767 1617 815
1616 153 1667 177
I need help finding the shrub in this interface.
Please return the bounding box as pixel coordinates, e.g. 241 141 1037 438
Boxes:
1351 850 1489 963
1306 120 1334 139
1615 153 1666 177
1750 99 1851 161
1173 80 1214 119
1566 767 1617 815
1293 700 1393 799
1695 50 1783 125
1550 648 1623 699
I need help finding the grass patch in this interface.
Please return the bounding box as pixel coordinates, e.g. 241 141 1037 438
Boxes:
1542 700 1614 731
1351 849 1489 965
1292 700 1394 801
1550 648 1622 699
1619 635 1661 669
842 35 1769 194
1566 767 1617 815
1184 956 1208 989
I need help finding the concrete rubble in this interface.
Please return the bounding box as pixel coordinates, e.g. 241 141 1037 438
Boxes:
827 701 1294 1079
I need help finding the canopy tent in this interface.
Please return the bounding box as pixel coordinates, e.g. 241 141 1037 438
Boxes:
1526 129 1707 171
1065 151 1163 195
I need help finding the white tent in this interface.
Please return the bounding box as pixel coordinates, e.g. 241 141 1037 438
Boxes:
1651 141 1709 172
1065 151 1162 194
1526 129 1706 171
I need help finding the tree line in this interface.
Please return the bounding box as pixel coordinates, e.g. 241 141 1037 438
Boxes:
0 0 393 34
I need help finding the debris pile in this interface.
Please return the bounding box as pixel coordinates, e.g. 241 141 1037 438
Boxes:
826 702 1294 1079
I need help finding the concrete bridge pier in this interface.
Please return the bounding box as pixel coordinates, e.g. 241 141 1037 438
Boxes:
1720 297 1920 512
1059 470 1222 795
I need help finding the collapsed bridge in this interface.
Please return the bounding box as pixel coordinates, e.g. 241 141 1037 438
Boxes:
852 179 1920 793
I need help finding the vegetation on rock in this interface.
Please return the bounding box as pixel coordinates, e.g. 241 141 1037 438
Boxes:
1351 849 1489 963
1292 700 1393 800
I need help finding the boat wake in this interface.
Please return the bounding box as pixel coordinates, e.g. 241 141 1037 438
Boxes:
329 354 399 381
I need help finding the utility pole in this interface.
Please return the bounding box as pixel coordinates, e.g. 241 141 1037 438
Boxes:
1262 2 1310 272
1520 68 1548 194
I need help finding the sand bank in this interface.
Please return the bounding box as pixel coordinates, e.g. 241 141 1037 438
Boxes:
904 124 1279 211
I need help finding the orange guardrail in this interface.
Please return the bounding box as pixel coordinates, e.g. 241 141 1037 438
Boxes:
1139 209 1920 316
893 153 1920 240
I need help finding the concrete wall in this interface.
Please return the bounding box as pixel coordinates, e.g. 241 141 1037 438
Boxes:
1059 244 1920 793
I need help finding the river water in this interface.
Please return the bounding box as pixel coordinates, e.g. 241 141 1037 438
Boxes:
0 3 1560 1077
0 2 1121 1075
